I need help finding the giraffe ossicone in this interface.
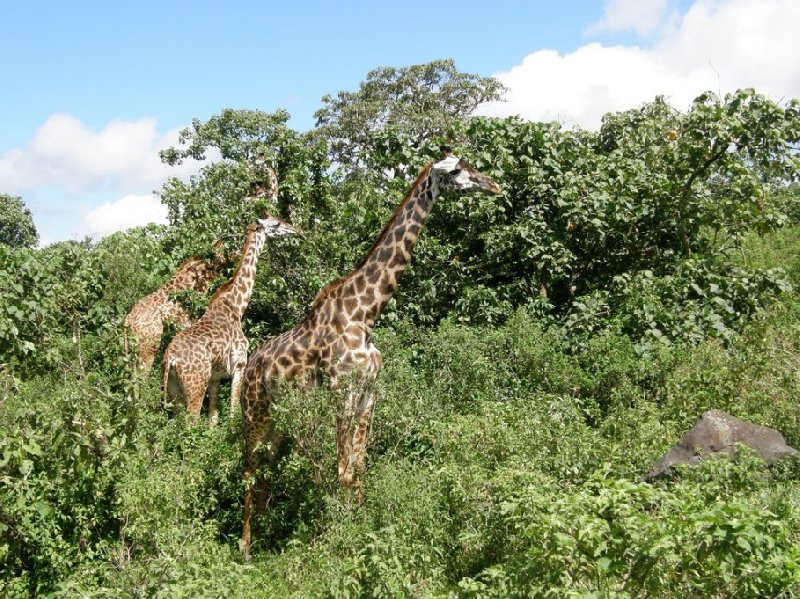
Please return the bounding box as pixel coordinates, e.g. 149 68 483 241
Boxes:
162 215 301 426
239 148 500 557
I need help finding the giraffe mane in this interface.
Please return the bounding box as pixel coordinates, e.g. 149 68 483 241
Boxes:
310 161 434 308
209 278 236 304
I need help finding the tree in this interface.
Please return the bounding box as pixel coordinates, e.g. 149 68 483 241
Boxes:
159 109 330 241
157 109 338 334
411 89 800 337
313 59 505 171
0 194 38 248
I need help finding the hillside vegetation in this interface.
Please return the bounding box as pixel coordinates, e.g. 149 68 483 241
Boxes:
2 61 800 597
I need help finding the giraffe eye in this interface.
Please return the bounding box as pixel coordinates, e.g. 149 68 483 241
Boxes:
450 168 462 176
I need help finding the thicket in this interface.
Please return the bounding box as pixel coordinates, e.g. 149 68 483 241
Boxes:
2 61 800 596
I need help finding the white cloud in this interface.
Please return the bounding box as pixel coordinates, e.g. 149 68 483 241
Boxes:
0 114 199 195
84 193 168 238
479 0 800 129
0 114 211 242
588 0 672 36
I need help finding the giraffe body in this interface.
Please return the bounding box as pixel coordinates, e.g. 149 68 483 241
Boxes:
240 151 500 556
124 257 218 370
162 216 300 426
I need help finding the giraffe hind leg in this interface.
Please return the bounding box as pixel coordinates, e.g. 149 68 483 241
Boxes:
242 378 281 557
164 362 186 415
169 362 211 424
207 377 221 427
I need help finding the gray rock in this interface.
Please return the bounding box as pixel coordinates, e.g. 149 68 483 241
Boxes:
645 409 799 479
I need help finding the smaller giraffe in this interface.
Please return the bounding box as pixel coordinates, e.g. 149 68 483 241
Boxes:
162 215 300 426
250 152 279 202
124 257 219 370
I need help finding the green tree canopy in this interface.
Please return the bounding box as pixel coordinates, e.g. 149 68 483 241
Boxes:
0 194 38 248
313 59 505 171
158 109 330 257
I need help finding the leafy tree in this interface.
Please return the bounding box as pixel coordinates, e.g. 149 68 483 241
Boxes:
159 109 331 255
160 108 296 166
314 59 505 172
0 194 38 248
395 90 800 327
157 109 339 335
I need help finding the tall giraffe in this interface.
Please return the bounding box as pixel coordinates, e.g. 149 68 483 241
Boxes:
123 256 219 370
240 149 501 555
162 215 300 426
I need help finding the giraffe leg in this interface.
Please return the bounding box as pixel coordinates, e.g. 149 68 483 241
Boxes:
164 360 184 414
230 368 243 420
350 386 377 504
338 350 381 498
229 342 248 419
182 365 212 424
207 377 221 427
241 377 280 558
336 384 358 488
254 422 282 514
242 419 280 557
242 435 258 560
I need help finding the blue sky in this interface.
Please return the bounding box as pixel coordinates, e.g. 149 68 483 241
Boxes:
1 0 798 244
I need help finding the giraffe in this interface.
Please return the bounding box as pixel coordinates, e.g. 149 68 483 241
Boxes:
239 148 501 556
250 151 299 224
123 256 219 370
162 215 301 426
250 152 279 202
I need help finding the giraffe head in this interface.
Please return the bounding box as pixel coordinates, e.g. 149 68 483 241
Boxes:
182 258 219 291
432 147 501 196
257 214 302 239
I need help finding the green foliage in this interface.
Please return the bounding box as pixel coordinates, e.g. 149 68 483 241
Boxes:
0 246 57 371
443 91 799 320
4 63 800 596
4 281 800 596
565 258 792 354
314 59 505 170
0 226 178 379
0 194 38 249
0 372 136 596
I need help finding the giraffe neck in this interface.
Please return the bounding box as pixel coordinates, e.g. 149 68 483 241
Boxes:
266 166 279 203
208 227 266 320
316 163 441 330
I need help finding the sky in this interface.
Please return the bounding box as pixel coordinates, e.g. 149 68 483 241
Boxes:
1 0 798 245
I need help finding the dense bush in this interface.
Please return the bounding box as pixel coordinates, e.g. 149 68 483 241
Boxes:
2 65 800 595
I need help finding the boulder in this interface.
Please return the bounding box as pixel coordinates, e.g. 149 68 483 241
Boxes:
645 409 798 479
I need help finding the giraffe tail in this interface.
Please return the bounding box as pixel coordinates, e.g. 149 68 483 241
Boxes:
162 355 175 413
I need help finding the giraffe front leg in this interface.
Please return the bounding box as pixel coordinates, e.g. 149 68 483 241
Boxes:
241 373 281 558
348 348 382 501
336 412 356 488
242 449 256 560
335 377 359 488
337 387 377 491
344 375 378 505
230 369 243 420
